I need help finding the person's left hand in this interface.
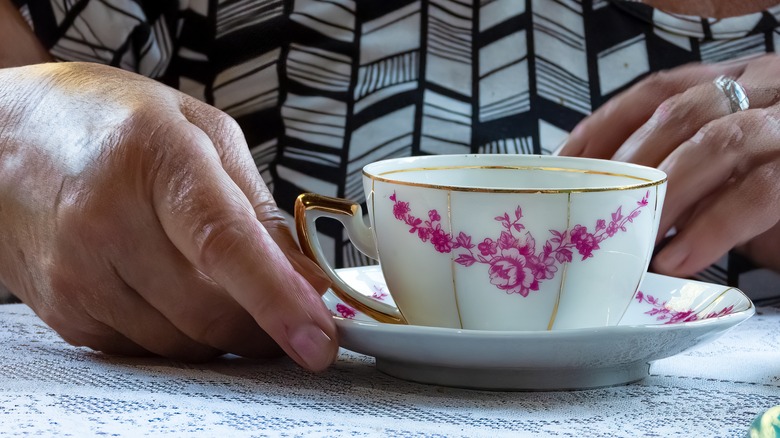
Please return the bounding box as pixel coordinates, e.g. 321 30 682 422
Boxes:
560 54 780 278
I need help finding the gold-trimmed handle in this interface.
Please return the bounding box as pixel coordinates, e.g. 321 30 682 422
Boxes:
294 193 405 324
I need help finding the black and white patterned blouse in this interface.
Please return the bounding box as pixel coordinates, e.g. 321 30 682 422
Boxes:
11 0 780 298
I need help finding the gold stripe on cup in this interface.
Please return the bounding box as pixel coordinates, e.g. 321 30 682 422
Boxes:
547 191 572 331
445 190 465 329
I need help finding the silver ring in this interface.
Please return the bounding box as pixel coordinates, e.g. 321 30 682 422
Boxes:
713 75 750 113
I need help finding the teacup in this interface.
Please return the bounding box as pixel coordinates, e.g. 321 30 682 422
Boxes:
295 155 667 331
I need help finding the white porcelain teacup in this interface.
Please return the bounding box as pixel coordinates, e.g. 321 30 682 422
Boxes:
295 155 667 331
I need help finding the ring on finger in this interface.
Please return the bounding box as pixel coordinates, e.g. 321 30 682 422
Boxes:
713 75 750 113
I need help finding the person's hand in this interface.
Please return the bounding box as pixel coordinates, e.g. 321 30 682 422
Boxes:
560 54 780 278
0 62 338 370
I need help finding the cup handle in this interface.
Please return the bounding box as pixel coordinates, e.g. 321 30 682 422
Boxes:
294 193 406 324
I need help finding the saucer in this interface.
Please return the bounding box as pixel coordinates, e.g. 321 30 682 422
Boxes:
323 265 755 390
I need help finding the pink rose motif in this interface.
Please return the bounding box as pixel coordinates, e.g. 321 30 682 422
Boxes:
605 221 619 237
488 247 539 297
429 210 441 221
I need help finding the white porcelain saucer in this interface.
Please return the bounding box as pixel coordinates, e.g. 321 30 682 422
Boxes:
324 265 755 391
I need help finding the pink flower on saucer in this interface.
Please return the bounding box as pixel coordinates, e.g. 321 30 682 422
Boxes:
635 291 734 324
371 286 388 301
336 303 356 319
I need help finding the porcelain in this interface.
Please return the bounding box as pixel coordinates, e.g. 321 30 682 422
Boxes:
297 154 667 330
324 265 755 391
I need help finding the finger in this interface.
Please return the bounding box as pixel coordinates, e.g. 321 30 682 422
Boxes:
179 98 331 294
35 272 213 360
654 108 776 240
652 110 780 277
60 328 152 357
610 80 734 167
38 306 150 357
87 269 221 361
560 61 746 159
149 119 338 371
112 207 282 358
736 219 780 271
652 162 780 277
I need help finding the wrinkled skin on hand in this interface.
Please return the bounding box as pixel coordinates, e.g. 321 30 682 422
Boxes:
0 62 337 370
562 54 780 278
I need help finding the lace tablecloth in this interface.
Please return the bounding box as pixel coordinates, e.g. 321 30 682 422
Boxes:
1 304 779 437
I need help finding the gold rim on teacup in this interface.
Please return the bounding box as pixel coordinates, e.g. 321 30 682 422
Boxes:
363 164 667 193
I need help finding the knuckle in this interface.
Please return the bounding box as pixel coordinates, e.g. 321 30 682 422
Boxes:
751 108 780 134
641 70 678 96
694 119 745 154
193 216 250 274
652 95 688 124
214 111 242 138
256 206 288 231
210 111 245 153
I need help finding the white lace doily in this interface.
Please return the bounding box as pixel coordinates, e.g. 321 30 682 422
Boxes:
1 304 778 437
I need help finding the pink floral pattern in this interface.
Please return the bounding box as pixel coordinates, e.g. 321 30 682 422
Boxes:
635 291 735 324
389 191 650 297
335 303 356 319
371 286 388 301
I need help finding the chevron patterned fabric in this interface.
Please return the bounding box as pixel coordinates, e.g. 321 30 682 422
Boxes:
11 0 780 293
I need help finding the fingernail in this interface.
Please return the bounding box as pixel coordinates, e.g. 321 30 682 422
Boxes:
289 323 336 371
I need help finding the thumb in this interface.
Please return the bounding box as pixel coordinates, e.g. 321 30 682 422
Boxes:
150 120 338 371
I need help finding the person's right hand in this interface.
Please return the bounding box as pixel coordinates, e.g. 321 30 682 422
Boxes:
0 62 338 371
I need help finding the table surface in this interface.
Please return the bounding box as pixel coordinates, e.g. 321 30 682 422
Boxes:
1 304 779 437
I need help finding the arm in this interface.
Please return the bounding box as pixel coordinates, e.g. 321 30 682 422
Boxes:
0 4 337 369
0 0 51 67
0 0 50 302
